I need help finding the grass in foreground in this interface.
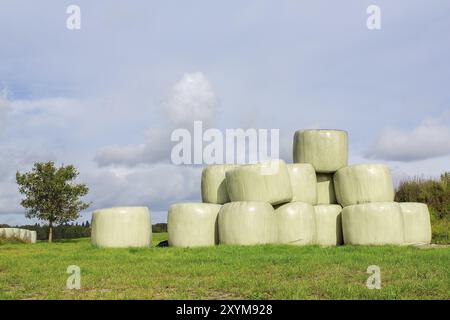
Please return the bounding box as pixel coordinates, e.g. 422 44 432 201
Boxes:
0 233 449 300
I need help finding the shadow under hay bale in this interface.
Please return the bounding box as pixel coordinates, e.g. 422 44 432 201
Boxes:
157 240 169 247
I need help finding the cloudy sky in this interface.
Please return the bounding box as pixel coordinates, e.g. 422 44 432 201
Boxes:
1 1 449 225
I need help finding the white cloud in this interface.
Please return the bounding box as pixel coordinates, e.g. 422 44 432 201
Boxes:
95 127 172 167
83 164 201 212
366 118 450 162
165 72 217 126
95 72 218 167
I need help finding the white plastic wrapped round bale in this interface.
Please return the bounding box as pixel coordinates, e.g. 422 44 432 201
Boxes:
334 164 395 207
201 164 236 204
287 164 317 204
275 202 316 245
2 228 19 239
3 228 14 238
0 228 7 239
218 202 277 245
12 228 21 238
316 173 337 204
19 229 28 241
23 230 32 243
399 202 432 245
342 202 404 245
225 160 292 205
313 204 343 246
91 207 152 248
168 203 222 247
293 129 348 173
29 230 37 243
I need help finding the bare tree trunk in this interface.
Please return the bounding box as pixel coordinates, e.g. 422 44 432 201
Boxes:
48 221 53 243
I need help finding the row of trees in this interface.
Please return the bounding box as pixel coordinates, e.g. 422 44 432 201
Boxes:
0 222 91 241
1 222 167 241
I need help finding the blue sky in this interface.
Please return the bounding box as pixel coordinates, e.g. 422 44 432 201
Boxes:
1 1 449 225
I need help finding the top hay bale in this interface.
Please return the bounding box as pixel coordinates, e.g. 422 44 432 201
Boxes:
334 163 395 207
201 164 237 204
293 129 348 173
225 160 292 205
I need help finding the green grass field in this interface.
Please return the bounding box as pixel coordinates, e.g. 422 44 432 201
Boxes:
0 233 449 300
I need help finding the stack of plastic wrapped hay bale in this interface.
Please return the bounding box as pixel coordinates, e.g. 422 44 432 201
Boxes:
0 228 37 243
167 129 432 247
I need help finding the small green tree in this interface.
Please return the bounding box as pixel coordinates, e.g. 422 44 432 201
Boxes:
16 162 91 242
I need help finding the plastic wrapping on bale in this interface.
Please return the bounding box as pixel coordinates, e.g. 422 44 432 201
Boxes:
293 129 348 173
275 202 316 245
91 207 152 248
334 164 395 207
29 231 37 243
201 164 236 204
399 202 432 245
3 228 14 238
3 228 21 238
23 230 32 243
287 164 317 204
342 202 404 245
218 202 277 245
313 205 343 246
19 229 28 241
0 228 7 238
12 228 21 238
316 173 337 204
0 228 34 243
225 160 292 205
168 203 222 247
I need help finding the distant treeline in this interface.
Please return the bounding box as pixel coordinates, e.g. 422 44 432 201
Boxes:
395 172 449 219
0 222 168 241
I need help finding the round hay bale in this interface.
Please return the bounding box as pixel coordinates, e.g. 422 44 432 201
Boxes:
342 202 404 245
293 129 348 173
201 164 237 204
218 202 277 245
275 202 316 245
334 164 395 207
23 230 32 243
29 230 37 243
1 228 22 240
91 206 152 248
18 229 28 241
287 164 317 204
225 160 292 205
399 202 431 245
313 204 343 246
316 173 337 204
12 228 21 238
3 228 14 238
168 203 222 247
0 228 5 238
